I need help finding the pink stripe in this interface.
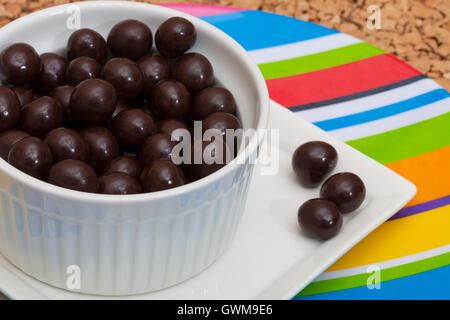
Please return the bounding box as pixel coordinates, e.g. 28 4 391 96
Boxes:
157 3 244 17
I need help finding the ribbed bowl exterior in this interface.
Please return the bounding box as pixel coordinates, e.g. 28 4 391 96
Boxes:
0 160 255 295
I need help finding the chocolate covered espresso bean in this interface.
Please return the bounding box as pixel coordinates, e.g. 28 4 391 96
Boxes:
107 19 152 61
48 159 98 192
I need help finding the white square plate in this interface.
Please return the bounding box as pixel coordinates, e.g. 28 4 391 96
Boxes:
0 100 416 300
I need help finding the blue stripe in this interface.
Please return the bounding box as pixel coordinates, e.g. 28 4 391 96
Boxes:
293 264 450 300
314 89 450 131
200 11 338 51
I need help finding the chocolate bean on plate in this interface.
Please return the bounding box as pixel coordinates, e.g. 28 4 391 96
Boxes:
0 129 30 160
98 172 142 195
8 137 53 180
139 133 177 167
138 54 170 97
141 159 186 192
0 86 21 132
81 126 120 173
101 58 144 99
39 53 67 93
192 87 236 120
48 159 98 192
298 198 343 240
320 172 366 213
155 17 197 58
65 56 101 86
107 19 152 61
0 43 41 86
103 156 142 180
292 141 338 188
70 79 117 124
151 80 190 120
172 53 214 94
67 28 108 64
112 108 155 150
19 96 64 137
44 127 89 162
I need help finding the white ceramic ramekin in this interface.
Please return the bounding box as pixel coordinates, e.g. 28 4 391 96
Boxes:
0 1 269 295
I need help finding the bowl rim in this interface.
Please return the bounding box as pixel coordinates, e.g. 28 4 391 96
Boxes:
0 1 270 204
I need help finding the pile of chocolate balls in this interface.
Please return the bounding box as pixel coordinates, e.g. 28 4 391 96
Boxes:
0 17 242 194
292 141 366 240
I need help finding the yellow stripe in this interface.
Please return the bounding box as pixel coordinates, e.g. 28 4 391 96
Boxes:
327 205 450 271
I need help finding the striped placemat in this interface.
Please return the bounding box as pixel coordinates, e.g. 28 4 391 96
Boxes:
163 4 450 300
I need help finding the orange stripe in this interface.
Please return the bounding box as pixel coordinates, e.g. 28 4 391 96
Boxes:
385 146 450 207
327 204 450 271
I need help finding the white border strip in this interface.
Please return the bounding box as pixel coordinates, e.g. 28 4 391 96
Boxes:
316 244 450 281
327 97 450 141
249 33 362 64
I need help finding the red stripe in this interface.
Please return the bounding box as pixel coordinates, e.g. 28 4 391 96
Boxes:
266 54 422 107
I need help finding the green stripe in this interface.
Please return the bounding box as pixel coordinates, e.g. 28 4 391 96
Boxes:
297 251 450 297
347 112 450 164
258 43 384 80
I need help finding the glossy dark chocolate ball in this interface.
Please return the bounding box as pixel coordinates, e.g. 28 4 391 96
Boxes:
151 80 190 120
0 129 30 160
138 54 170 97
8 137 53 180
103 156 141 180
20 96 64 137
11 86 41 107
39 52 67 92
157 118 191 142
65 56 101 86
98 172 142 195
107 19 152 61
202 112 242 138
70 79 117 124
0 43 41 86
172 53 214 94
44 127 89 162
320 172 366 213
155 17 196 58
0 86 21 132
112 108 155 150
139 133 177 167
81 126 120 172
141 159 186 192
101 58 144 99
192 87 236 120
183 138 231 181
292 141 338 188
67 28 108 64
49 85 75 124
48 159 98 192
298 198 343 240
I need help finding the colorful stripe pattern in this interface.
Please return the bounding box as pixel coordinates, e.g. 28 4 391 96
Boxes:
162 4 450 300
